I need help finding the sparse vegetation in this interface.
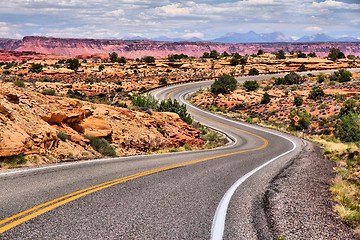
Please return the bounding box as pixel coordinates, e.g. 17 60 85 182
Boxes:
293 96 303 106
14 80 25 87
210 74 237 95
328 48 345 61
260 92 271 104
29 63 43 73
85 135 117 157
243 80 259 91
57 131 68 141
330 69 352 83
41 88 56 96
248 68 259 76
308 86 324 100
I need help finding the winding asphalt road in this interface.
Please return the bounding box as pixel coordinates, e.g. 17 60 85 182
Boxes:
0 69 358 239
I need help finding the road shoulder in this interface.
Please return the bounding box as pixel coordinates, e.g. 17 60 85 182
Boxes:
263 141 358 239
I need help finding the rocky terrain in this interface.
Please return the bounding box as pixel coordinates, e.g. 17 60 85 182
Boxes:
0 82 203 168
0 36 359 58
191 72 360 135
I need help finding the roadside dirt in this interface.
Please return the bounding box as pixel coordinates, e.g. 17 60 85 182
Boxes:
264 141 358 240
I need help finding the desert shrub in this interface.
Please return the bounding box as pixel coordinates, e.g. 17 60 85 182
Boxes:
328 48 345 61
243 80 259 91
117 56 126 64
297 64 306 72
297 51 307 58
141 56 155 64
3 70 11 75
66 58 81 71
293 96 303 106
289 109 311 131
248 68 259 76
274 72 305 85
29 63 43 73
260 92 271 104
67 90 86 100
158 98 192 124
230 57 239 66
98 64 105 72
211 74 237 95
109 52 118 62
131 94 158 109
307 52 317 57
334 113 360 142
86 136 117 157
42 88 56 96
257 49 264 55
168 54 189 62
317 73 326 83
14 80 25 87
159 78 168 85
275 50 286 59
57 132 68 141
263 85 272 91
339 99 360 118
330 69 352 83
308 86 324 100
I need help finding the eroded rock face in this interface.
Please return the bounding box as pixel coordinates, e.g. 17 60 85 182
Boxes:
1 36 359 58
0 82 203 162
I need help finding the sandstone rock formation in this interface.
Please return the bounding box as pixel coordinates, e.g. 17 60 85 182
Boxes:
0 82 203 165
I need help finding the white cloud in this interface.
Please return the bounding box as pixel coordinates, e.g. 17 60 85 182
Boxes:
304 26 323 32
312 0 360 10
104 9 125 17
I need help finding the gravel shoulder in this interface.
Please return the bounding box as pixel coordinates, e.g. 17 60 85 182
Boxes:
263 141 358 240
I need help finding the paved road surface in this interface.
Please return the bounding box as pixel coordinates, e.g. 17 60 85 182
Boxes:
0 69 358 239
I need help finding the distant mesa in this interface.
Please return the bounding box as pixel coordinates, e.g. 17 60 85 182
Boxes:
0 33 359 58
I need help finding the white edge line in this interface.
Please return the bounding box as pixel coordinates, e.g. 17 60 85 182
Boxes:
177 89 298 240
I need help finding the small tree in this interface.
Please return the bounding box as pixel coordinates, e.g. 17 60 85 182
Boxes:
257 49 264 55
159 78 167 85
329 69 352 83
66 58 81 72
210 74 237 95
243 80 259 91
334 113 360 142
109 52 118 63
230 57 239 66
307 52 316 57
297 64 306 72
117 56 126 64
248 68 259 76
29 63 43 73
296 51 307 58
293 96 303 107
260 92 271 104
275 50 286 59
339 99 360 118
98 64 105 72
328 48 345 61
141 56 155 64
317 73 326 83
202 52 210 58
209 50 220 59
308 86 324 100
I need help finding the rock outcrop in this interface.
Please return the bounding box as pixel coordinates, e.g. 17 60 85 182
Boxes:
0 82 203 164
0 36 359 58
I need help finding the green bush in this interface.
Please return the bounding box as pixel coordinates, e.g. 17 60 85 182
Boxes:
210 74 237 95
158 98 192 124
317 73 326 83
260 92 271 104
248 68 259 76
297 64 306 72
159 78 168 85
86 136 117 157
98 64 105 71
275 50 286 59
243 80 259 91
29 63 43 73
57 131 68 141
42 88 56 96
334 113 360 142
230 57 239 66
274 72 305 85
141 56 155 63
14 80 25 87
66 58 81 71
308 86 324 100
328 48 345 61
289 109 311 131
339 99 360 118
131 94 159 109
329 69 352 83
293 96 303 107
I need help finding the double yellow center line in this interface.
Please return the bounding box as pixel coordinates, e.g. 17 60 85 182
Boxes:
0 92 268 234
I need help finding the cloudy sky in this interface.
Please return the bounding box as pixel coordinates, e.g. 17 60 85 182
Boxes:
0 0 359 40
